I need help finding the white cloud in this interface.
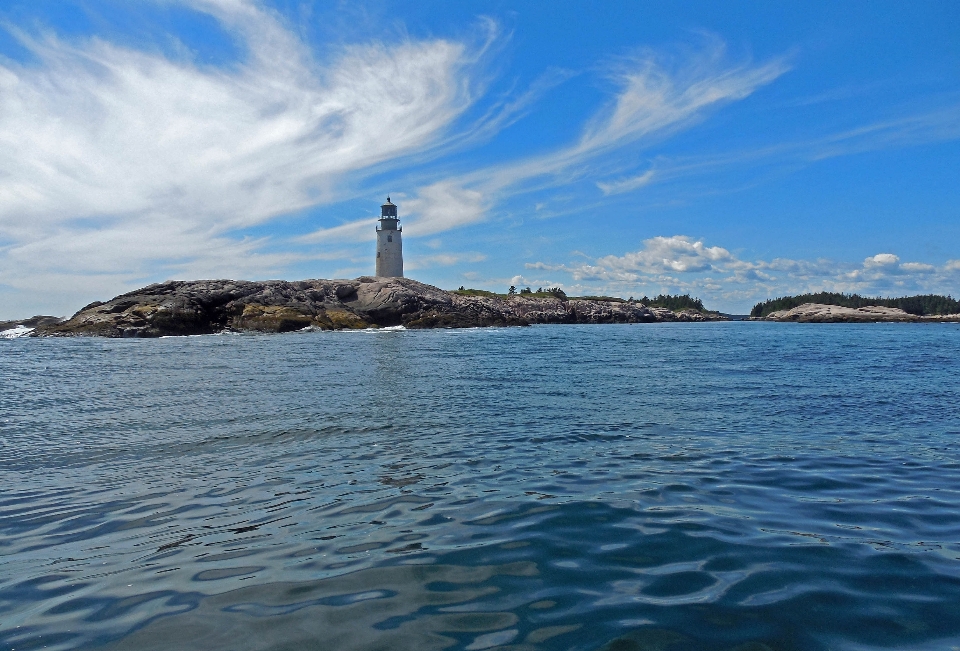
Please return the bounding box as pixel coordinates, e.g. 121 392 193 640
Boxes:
300 180 487 244
596 170 656 195
591 235 732 276
865 253 900 267
528 237 960 312
576 42 787 155
0 0 477 313
406 252 486 270
385 41 789 240
299 220 375 244
0 20 468 228
479 43 787 192
402 182 487 236
900 262 936 273
631 103 960 197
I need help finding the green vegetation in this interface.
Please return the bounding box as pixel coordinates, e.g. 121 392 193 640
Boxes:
454 286 570 299
575 295 625 303
525 287 567 298
750 292 960 318
452 287 712 312
640 294 706 311
566 292 710 311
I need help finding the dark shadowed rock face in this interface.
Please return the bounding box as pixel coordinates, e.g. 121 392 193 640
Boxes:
32 277 723 337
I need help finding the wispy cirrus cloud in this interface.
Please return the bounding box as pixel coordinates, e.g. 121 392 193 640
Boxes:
0 0 480 313
0 13 471 229
478 41 788 193
304 40 790 244
406 252 487 270
596 170 656 195
298 181 488 243
587 99 960 200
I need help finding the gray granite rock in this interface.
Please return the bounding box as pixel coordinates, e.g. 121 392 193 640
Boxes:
762 303 918 322
31 277 725 337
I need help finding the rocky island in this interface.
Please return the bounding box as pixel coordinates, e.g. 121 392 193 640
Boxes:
751 292 960 323
19 276 723 338
758 303 960 322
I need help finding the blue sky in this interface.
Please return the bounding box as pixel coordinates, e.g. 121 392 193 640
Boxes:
1 0 958 317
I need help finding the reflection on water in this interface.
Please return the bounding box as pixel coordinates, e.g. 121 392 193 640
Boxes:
2 323 960 650
107 563 533 651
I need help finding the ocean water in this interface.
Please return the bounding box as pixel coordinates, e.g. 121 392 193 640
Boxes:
2 323 960 651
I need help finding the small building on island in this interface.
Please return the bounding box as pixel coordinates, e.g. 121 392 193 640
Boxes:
375 197 403 278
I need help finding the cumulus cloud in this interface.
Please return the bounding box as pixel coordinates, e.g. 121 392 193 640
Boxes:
528 236 960 312
596 235 732 274
535 236 733 283
864 253 900 267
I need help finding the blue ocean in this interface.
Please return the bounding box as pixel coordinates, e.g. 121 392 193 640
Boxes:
2 323 960 651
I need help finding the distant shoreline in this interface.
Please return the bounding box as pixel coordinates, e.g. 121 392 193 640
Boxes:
754 303 960 323
6 284 959 339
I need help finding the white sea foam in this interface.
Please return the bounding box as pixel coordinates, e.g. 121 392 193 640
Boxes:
335 325 407 334
0 325 34 338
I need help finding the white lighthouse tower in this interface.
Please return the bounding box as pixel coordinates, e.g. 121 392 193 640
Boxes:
375 196 403 277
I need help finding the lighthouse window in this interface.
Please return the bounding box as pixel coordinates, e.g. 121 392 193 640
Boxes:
377 252 380 258
387 235 393 242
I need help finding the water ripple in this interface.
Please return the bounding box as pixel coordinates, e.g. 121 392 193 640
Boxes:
2 324 960 650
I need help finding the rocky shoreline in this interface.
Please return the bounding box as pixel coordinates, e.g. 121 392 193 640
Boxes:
12 277 724 338
757 303 960 323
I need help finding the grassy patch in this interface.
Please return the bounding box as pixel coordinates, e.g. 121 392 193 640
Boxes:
452 288 504 298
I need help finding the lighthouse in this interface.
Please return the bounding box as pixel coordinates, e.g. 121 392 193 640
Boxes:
375 196 403 277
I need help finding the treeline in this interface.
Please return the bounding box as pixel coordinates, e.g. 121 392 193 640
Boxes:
571 293 707 311
456 287 710 311
750 292 960 318
641 294 705 311
556 291 707 311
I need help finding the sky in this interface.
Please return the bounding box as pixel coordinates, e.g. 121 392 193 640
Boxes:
1 0 959 317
